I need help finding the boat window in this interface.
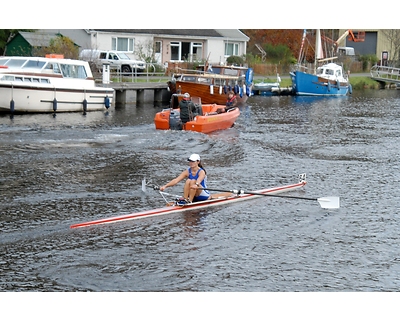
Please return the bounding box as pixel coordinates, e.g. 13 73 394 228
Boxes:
214 79 225 86
197 77 211 84
2 75 14 81
32 78 40 83
325 69 334 75
23 78 32 82
223 69 238 76
182 76 196 82
5 59 28 68
15 77 23 81
336 70 342 77
0 58 9 66
317 68 323 75
60 64 87 79
44 63 61 74
23 60 47 69
40 79 50 83
209 67 221 74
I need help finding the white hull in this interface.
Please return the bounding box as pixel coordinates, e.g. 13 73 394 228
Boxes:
0 83 113 113
0 56 114 113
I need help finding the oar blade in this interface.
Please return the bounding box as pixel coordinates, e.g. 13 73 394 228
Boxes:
317 196 340 209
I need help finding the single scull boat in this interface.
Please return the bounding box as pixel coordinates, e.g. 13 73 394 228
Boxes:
70 176 308 229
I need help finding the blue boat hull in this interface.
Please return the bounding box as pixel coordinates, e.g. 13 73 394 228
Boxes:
290 71 351 96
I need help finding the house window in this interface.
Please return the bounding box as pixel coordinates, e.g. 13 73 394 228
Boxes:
112 37 134 52
191 43 202 61
225 42 239 56
171 42 181 61
170 41 203 61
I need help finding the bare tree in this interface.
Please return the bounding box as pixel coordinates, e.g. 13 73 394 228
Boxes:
381 29 400 67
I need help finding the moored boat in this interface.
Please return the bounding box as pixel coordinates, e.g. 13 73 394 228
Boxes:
289 30 363 96
167 64 253 106
0 55 114 113
252 81 281 96
70 175 308 229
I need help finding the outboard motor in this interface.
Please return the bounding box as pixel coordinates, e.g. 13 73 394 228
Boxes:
169 110 182 130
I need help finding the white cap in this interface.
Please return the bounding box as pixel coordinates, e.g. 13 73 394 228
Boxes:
188 153 200 161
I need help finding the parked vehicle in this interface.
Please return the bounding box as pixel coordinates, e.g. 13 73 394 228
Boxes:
80 49 146 74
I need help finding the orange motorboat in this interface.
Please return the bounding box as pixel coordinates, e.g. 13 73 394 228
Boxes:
154 103 240 134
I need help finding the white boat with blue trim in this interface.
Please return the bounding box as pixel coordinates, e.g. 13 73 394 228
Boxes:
0 55 114 113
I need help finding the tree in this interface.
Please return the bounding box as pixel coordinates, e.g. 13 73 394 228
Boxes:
0 29 34 55
381 29 400 67
33 35 79 59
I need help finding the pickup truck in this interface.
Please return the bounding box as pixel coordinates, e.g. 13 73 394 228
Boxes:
80 49 146 74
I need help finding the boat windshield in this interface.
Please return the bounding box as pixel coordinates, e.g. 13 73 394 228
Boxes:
4 59 28 68
60 63 87 79
22 60 47 69
0 58 9 66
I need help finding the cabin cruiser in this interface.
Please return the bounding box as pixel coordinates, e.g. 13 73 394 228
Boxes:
0 55 114 113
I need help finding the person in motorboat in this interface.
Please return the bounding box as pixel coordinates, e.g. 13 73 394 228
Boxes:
159 153 211 205
179 93 197 125
217 90 237 113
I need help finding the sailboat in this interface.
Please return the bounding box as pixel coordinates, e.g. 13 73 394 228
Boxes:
290 30 352 96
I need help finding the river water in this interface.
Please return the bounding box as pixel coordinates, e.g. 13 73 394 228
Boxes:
1 89 400 300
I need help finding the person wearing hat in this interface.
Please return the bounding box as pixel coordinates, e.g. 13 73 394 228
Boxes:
159 153 210 205
179 93 196 126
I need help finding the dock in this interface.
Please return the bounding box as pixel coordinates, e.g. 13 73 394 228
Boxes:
370 65 400 88
100 82 170 105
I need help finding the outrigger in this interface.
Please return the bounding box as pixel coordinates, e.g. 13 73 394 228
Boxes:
70 174 339 229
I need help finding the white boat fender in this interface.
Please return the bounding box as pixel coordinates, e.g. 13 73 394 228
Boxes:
242 84 246 96
239 86 243 98
83 99 88 113
104 96 110 108
53 98 57 112
246 86 251 97
210 84 214 95
219 85 222 95
10 99 15 113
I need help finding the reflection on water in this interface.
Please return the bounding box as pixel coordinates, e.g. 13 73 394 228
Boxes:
1 90 400 294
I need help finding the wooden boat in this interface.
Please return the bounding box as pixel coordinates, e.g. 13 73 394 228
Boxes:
0 55 114 113
167 64 253 106
154 96 240 134
70 176 308 229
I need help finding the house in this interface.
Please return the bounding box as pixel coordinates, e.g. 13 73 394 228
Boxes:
39 29 250 66
5 31 79 56
339 29 398 63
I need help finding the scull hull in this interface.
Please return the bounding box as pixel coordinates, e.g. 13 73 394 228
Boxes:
70 180 307 229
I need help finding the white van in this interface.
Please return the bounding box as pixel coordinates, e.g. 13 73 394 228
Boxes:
80 49 146 74
337 47 355 57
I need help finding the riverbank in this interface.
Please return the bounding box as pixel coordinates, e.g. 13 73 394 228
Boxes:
253 73 388 90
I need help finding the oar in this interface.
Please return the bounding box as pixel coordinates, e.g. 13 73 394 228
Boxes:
201 188 340 209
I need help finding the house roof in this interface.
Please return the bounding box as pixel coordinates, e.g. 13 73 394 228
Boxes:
89 29 249 40
18 32 60 47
